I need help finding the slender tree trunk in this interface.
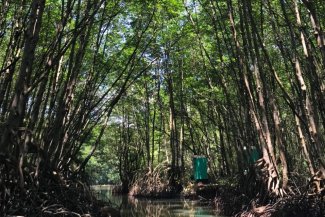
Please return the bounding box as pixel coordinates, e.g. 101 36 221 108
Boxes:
165 48 179 183
0 0 45 153
295 115 315 175
0 0 45 191
301 0 325 63
151 67 161 167
270 94 289 189
144 75 151 169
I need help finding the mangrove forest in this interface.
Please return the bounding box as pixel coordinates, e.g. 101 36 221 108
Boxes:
0 0 324 216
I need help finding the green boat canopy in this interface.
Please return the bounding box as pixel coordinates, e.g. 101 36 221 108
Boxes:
193 155 208 181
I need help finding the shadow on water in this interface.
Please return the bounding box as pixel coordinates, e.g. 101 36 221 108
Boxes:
92 185 224 217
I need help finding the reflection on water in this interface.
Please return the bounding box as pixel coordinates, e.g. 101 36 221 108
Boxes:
92 185 223 217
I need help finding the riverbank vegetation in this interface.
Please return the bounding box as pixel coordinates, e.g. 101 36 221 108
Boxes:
0 0 324 216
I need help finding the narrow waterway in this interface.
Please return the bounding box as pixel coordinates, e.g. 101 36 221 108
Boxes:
92 185 224 217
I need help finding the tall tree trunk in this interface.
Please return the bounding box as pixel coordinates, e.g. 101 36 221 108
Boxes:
144 74 151 169
165 49 179 184
0 0 45 153
0 0 45 191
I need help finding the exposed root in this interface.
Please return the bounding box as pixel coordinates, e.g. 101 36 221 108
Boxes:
235 194 324 217
129 164 182 198
0 155 112 216
235 201 276 217
254 158 286 197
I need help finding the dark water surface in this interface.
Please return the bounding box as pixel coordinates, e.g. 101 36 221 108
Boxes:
92 185 224 217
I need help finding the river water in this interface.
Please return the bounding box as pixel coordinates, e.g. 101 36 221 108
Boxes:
92 185 224 217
